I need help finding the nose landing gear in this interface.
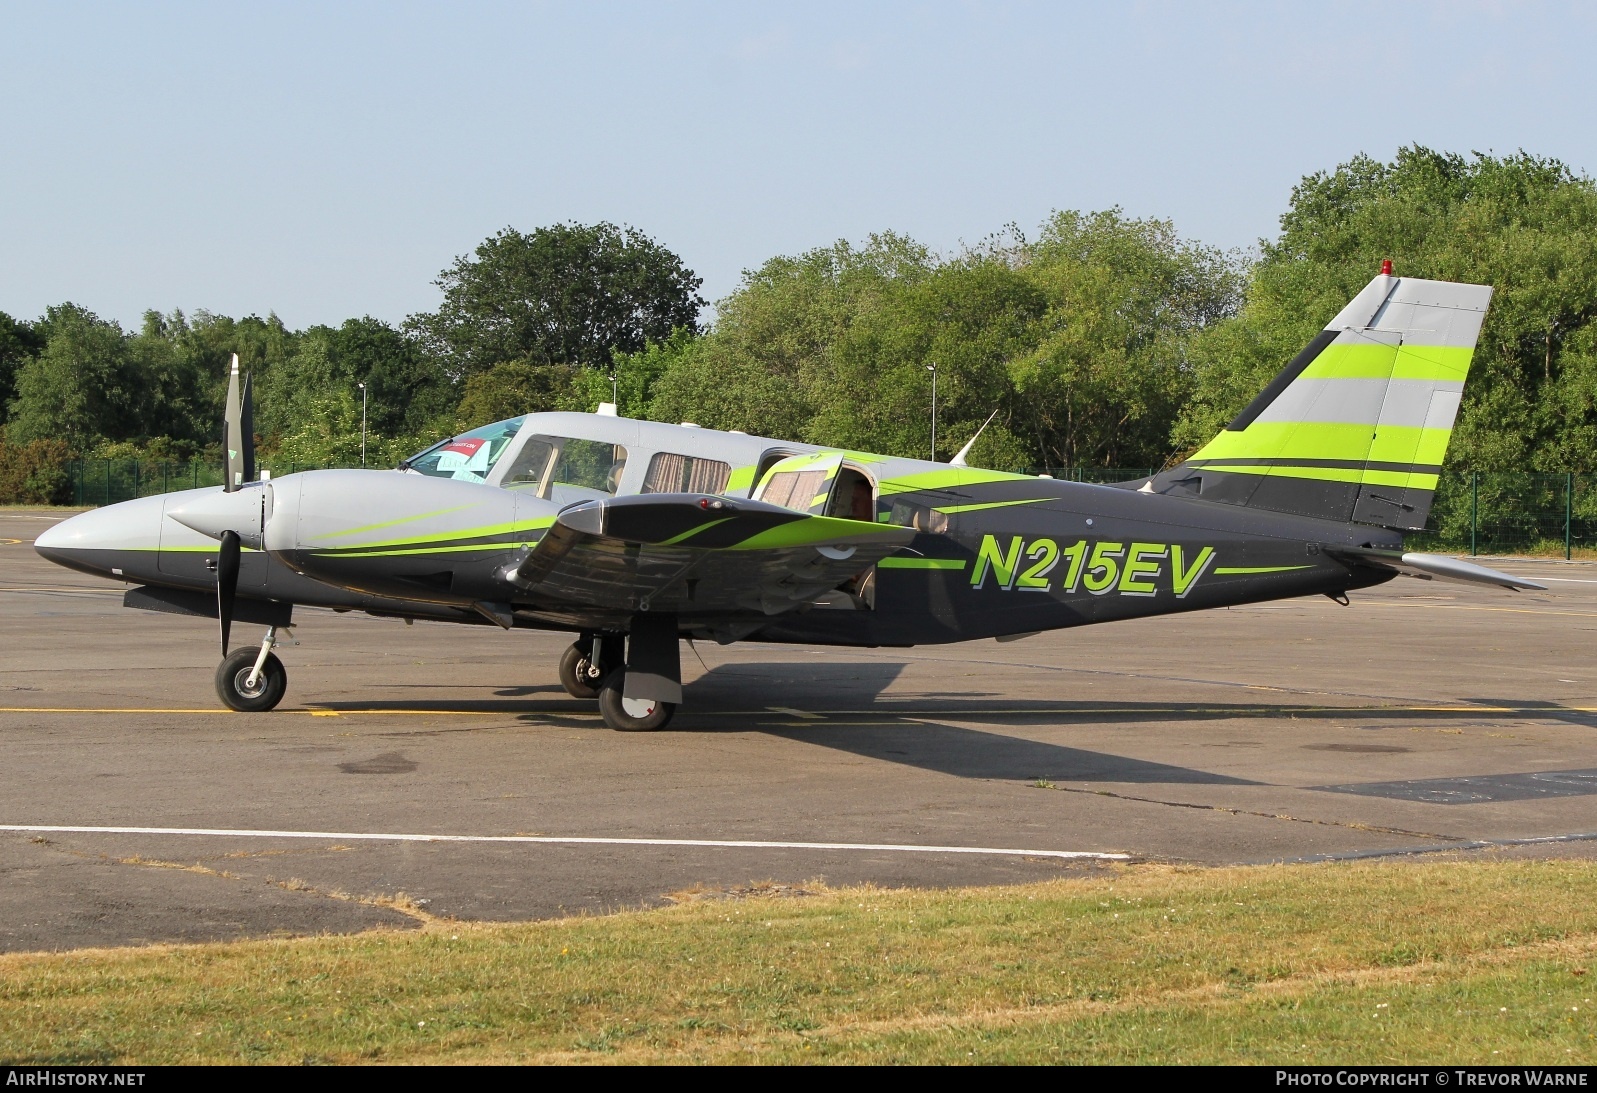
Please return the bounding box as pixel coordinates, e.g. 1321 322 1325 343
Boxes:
215 626 289 712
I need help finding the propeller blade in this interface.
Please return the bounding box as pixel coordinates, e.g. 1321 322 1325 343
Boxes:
240 370 256 486
224 353 243 492
217 530 240 655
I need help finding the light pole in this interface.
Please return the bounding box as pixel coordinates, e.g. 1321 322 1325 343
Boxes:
357 382 368 467
926 362 937 461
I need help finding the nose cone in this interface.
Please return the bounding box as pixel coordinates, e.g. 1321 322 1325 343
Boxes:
34 495 167 577
167 483 271 548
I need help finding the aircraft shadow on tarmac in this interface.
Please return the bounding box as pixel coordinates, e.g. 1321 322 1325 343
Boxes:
683 661 1259 784
767 722 1260 785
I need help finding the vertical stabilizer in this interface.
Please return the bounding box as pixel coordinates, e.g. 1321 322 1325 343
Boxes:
1142 270 1492 530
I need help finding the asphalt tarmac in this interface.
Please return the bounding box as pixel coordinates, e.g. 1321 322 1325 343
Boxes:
5 508 1597 952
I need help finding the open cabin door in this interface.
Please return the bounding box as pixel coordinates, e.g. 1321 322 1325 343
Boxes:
754 453 845 515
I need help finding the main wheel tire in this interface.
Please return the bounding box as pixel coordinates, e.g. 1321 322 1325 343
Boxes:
558 642 603 700
597 674 675 732
215 648 287 712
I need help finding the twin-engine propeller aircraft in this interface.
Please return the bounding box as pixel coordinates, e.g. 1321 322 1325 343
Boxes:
36 267 1542 730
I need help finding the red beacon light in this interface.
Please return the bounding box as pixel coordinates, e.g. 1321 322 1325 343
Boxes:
1380 259 1393 276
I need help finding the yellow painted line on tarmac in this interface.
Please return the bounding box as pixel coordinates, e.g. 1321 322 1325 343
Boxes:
0 586 120 594
2 703 1591 720
0 706 597 718
0 538 23 546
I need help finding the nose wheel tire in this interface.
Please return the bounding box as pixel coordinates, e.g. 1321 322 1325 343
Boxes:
558 642 604 700
215 647 287 712
597 674 675 732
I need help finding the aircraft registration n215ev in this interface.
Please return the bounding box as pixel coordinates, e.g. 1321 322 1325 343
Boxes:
36 267 1542 730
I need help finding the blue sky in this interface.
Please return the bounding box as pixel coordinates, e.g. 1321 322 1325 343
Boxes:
2 1 1593 329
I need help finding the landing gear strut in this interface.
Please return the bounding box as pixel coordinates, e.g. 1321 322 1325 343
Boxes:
215 626 288 712
558 639 605 700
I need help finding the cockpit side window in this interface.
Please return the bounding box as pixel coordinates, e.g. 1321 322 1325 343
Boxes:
501 435 628 502
405 416 527 482
642 452 732 495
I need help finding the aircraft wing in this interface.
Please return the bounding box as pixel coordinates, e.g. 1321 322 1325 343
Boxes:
1328 546 1546 591
508 493 917 620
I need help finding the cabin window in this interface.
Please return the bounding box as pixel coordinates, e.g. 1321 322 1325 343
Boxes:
828 468 877 521
502 435 628 502
641 452 732 495
405 416 527 483
758 469 829 512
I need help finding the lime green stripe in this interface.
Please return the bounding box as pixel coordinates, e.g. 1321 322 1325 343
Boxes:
317 505 476 541
877 557 967 570
315 542 534 559
878 468 1030 496
725 465 755 494
137 545 262 553
1195 422 1452 465
308 516 555 550
732 515 894 551
659 517 732 546
1299 343 1473 382
1199 465 1439 489
1213 565 1313 575
934 498 1049 515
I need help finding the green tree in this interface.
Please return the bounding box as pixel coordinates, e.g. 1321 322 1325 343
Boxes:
126 309 221 455
0 311 45 418
647 233 934 440
329 317 454 438
456 359 582 429
9 305 140 450
1173 147 1597 475
410 223 705 379
814 259 1046 462
1010 210 1242 471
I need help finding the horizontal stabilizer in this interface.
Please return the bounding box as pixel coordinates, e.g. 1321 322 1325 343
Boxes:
1328 547 1545 591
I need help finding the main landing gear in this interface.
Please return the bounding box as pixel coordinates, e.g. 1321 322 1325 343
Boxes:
562 616 681 732
215 626 289 712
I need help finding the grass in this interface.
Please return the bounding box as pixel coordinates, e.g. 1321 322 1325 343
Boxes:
3 859 1597 1064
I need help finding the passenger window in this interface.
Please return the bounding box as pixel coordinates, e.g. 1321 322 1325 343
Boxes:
828 469 877 521
501 435 628 502
642 452 732 495
759 469 828 512
889 499 950 534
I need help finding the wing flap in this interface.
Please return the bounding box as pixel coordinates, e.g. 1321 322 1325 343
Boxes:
509 494 916 618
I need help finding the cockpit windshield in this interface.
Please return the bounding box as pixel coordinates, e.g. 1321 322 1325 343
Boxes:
404 417 527 483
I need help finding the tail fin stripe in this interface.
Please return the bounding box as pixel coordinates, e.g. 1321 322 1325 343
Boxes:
1226 329 1339 432
1249 377 1462 429
1187 457 1441 475
1302 344 1474 382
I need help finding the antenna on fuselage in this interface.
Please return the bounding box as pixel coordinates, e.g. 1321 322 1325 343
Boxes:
949 409 1001 467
